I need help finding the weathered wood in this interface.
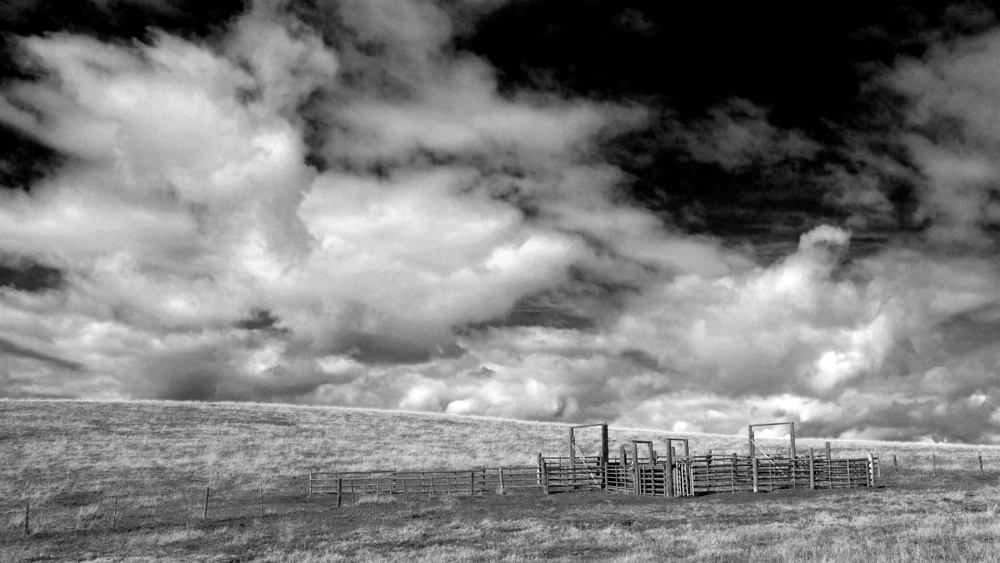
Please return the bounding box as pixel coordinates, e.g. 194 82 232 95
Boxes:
980 454 984 475
203 487 210 519
789 423 796 460
868 453 876 488
731 452 737 493
665 445 674 498
337 479 343 508
569 427 576 470
752 457 759 493
809 448 815 490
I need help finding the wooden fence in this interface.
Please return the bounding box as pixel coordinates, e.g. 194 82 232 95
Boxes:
310 452 879 501
539 453 879 497
309 466 542 499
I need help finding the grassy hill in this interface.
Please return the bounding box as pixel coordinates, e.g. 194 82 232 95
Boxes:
4 398 999 495
5 399 1000 562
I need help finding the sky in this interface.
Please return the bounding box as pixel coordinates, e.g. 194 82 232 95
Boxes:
2 0 1000 443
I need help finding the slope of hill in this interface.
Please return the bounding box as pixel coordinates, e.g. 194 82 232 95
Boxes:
5 399 1000 562
4 399 999 496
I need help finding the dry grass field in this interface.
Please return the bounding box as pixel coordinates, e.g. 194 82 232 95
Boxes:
3 399 1000 562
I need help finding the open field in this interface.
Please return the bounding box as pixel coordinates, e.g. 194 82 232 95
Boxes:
4 399 1000 562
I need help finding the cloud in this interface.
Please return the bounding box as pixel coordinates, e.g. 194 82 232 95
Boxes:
888 27 1000 246
669 99 820 172
2 0 1000 443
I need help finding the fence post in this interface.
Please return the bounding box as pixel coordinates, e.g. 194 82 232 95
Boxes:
537 453 543 485
731 452 737 493
809 447 815 490
665 444 674 498
470 471 476 495
893 454 898 473
868 453 876 488
112 495 118 529
203 487 210 519
633 442 641 495
499 467 505 493
752 457 759 493
825 442 831 460
542 462 550 494
23 500 30 537
979 454 984 475
259 485 265 517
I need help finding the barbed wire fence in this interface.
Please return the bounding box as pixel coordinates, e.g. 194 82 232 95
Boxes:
4 451 1000 539
0 476 354 539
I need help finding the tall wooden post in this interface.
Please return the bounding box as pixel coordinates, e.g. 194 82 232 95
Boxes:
752 457 759 493
748 426 755 458
665 444 674 498
731 452 737 492
825 441 831 460
868 453 876 488
23 500 30 537
537 453 543 485
789 422 796 460
601 423 609 489
632 442 641 495
979 454 984 475
569 427 576 469
203 487 210 519
336 479 343 508
808 448 815 490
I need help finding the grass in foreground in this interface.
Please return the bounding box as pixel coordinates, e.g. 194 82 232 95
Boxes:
4 399 1000 562
5 476 1000 562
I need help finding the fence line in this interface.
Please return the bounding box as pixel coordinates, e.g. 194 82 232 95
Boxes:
308 466 543 498
5 451 999 539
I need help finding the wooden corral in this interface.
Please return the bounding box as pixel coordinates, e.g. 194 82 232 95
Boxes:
541 422 879 497
310 421 880 501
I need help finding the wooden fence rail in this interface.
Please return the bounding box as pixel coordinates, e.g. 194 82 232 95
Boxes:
311 453 880 501
309 466 543 498
538 453 878 497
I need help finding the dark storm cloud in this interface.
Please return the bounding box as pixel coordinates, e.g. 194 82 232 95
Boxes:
0 254 61 291
0 337 83 371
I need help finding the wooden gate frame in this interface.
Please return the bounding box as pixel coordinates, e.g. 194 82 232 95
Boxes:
568 423 609 488
748 421 796 459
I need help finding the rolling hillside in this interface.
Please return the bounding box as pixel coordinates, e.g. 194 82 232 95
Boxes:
4 399 998 497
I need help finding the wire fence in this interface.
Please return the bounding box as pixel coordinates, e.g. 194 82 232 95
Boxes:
0 478 350 539
5 451 1000 539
